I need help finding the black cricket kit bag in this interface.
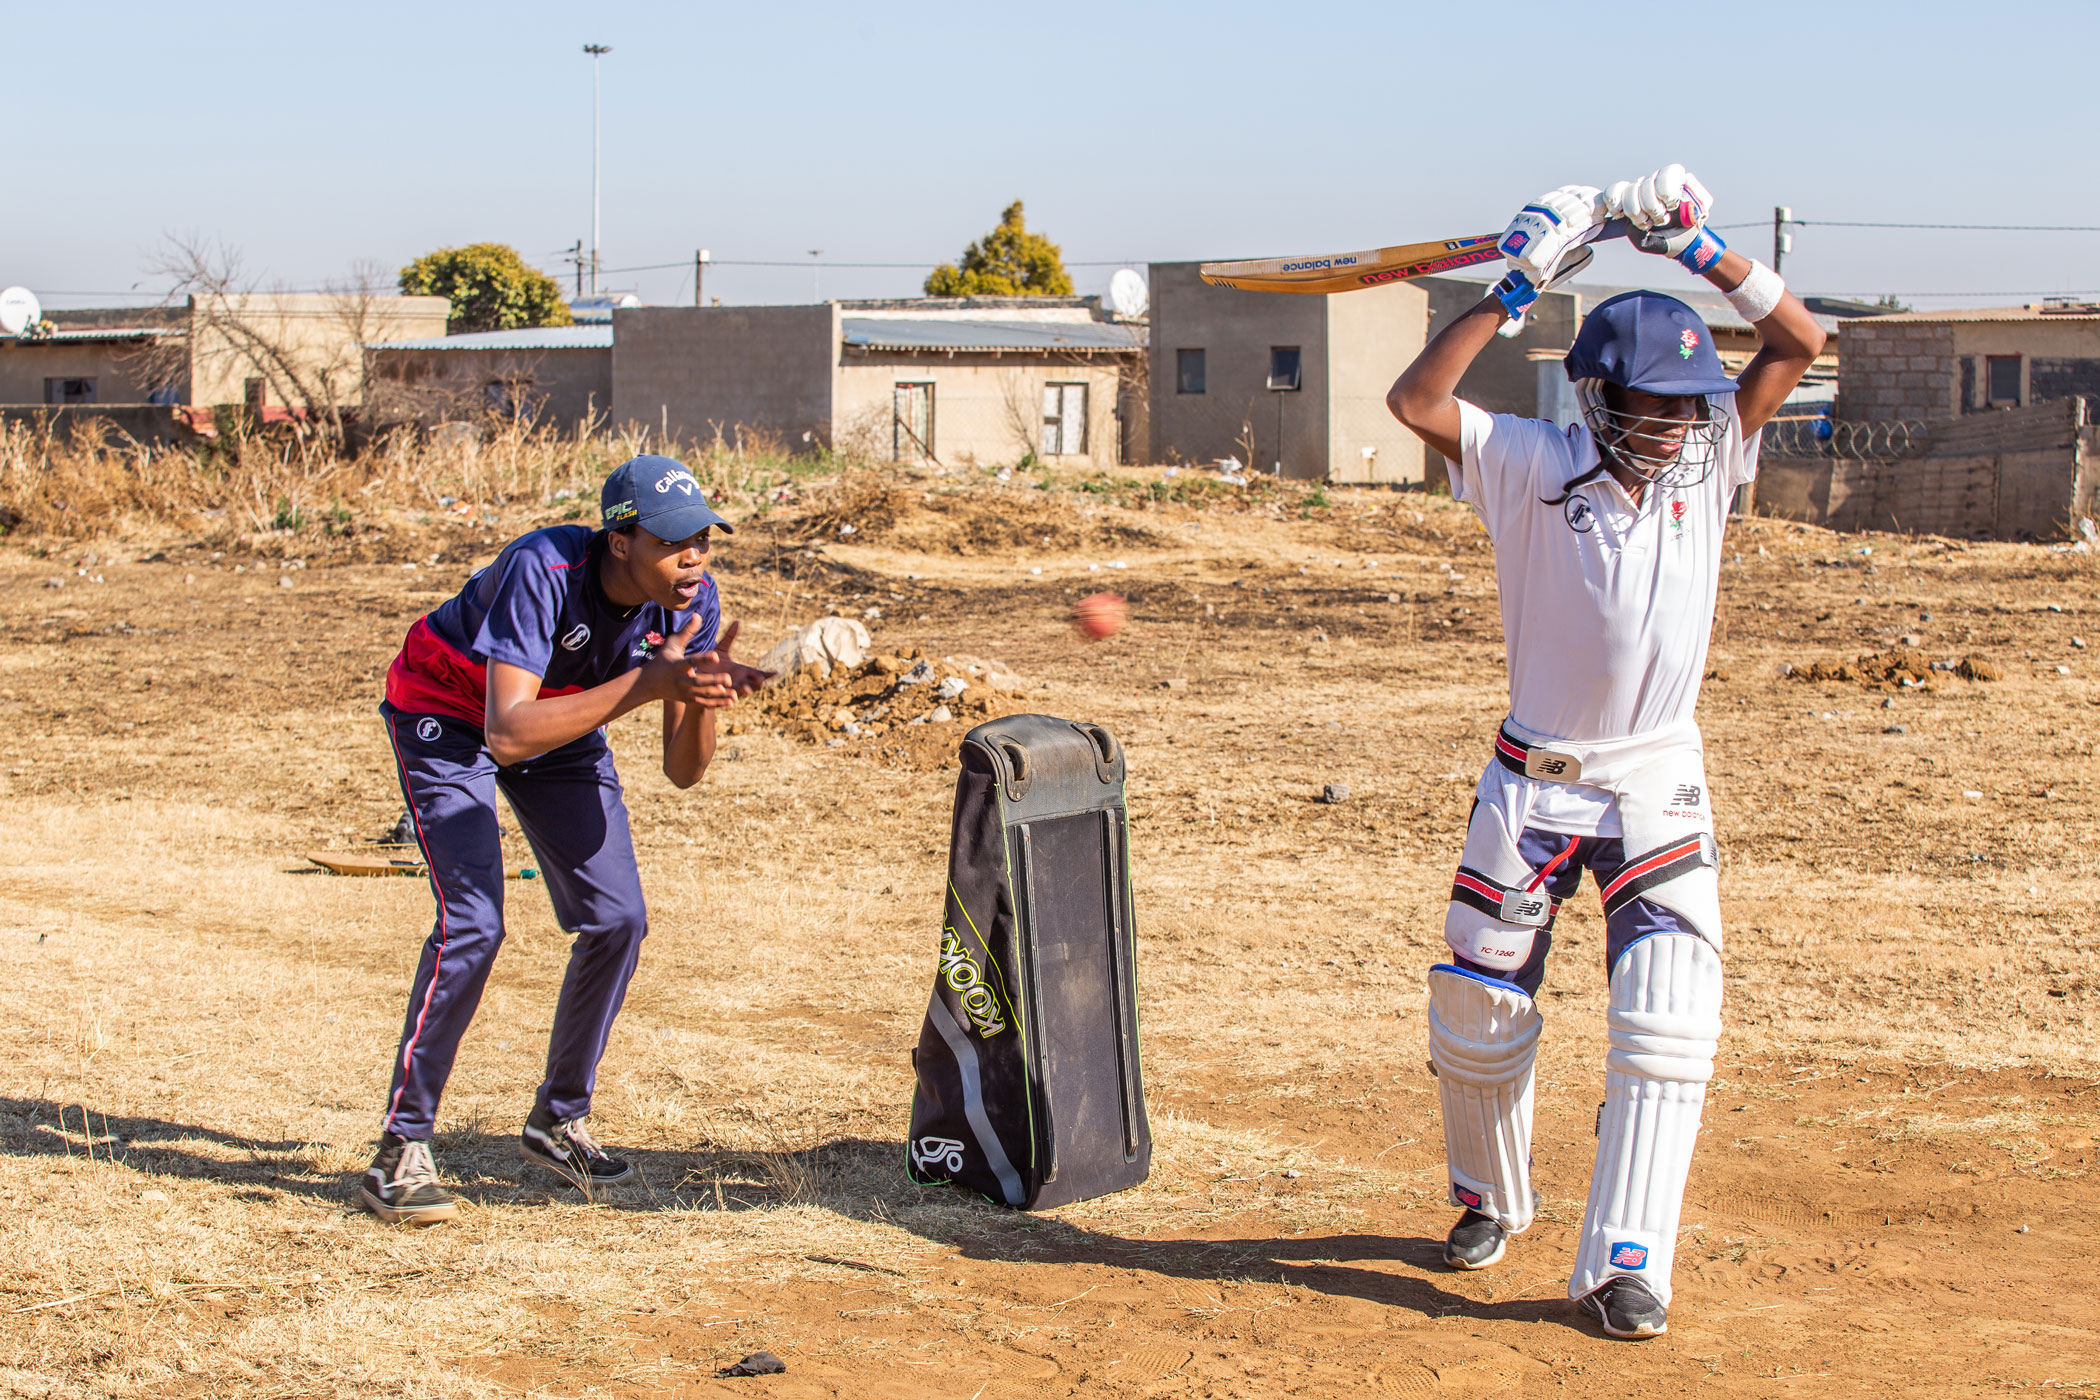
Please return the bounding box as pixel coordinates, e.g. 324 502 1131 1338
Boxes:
906 714 1152 1209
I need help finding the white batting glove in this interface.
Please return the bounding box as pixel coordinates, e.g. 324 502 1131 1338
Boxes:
1496 184 1606 284
1603 164 1714 233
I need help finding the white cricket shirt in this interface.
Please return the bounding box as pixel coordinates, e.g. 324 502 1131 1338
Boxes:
1451 395 1759 832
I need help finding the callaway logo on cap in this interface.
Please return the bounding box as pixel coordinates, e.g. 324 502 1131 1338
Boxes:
600 454 734 542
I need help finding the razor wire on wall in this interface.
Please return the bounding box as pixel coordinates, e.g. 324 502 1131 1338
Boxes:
1759 414 1930 461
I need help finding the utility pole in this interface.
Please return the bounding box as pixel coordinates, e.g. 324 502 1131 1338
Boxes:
809 250 822 302
1773 206 1794 276
694 248 709 307
569 239 584 298
583 43 611 295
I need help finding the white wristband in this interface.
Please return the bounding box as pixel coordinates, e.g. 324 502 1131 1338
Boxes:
1724 259 1785 322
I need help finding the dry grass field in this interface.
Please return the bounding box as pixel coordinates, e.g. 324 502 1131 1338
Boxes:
1 457 2096 1399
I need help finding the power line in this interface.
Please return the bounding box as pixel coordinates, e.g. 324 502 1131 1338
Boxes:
587 256 1147 275
1713 219 2100 233
1812 289 2100 299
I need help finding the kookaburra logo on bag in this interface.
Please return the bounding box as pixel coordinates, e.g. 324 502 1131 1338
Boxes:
939 925 1008 1038
912 1136 965 1173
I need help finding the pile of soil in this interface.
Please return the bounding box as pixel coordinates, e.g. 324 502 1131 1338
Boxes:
724 648 1028 768
1789 647 2001 689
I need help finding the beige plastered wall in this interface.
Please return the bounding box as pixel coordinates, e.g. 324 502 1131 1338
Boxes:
0 340 165 404
1949 320 2100 411
1324 281 1427 485
187 294 449 407
835 355 1126 469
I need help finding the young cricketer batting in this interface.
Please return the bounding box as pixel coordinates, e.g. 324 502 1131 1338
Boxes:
1387 166 1826 1338
359 454 770 1225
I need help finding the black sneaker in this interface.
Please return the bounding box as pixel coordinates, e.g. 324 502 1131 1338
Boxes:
357 1133 457 1226
1578 1277 1668 1339
1444 1209 1507 1270
521 1107 633 1196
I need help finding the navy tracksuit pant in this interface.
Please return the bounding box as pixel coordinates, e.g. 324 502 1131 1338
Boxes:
379 702 648 1141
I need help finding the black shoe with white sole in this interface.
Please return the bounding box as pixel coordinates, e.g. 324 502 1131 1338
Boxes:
1578 1276 1669 1339
1443 1209 1508 1270
521 1106 633 1194
358 1133 458 1226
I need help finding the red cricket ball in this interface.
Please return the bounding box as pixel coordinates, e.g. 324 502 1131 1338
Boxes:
1072 592 1128 641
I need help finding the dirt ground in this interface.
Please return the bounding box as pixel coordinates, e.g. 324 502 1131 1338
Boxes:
1 468 2096 1399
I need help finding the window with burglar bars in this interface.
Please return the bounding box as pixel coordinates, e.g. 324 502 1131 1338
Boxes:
1176 348 1205 394
893 381 934 462
43 377 97 405
1986 355 2021 407
1042 382 1088 456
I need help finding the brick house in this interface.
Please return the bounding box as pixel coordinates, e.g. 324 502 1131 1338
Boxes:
1837 304 2100 422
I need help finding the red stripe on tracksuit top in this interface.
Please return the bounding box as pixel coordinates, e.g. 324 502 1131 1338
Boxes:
384 618 587 728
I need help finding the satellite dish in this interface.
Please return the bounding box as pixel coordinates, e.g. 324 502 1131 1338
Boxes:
1108 268 1148 319
0 287 40 336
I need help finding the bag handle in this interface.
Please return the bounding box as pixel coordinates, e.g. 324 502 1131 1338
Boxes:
995 739 1031 802
1072 723 1119 783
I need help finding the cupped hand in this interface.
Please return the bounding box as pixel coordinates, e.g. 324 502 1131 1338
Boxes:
671 618 776 706
646 613 736 707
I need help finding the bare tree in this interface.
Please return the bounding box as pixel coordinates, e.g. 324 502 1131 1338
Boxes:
129 237 435 449
996 369 1042 462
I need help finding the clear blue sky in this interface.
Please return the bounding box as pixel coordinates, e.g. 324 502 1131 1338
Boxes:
15 0 2097 310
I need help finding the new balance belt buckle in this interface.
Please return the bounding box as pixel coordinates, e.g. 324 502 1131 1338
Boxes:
1494 725 1584 784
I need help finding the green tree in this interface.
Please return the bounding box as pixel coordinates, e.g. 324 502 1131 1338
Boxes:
924 201 1074 297
398 243 573 334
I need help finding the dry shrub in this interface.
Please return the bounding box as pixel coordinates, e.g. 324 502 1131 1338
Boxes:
788 470 911 545
0 412 854 544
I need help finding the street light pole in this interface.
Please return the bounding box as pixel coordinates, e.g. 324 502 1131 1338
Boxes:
584 43 611 295
809 250 822 302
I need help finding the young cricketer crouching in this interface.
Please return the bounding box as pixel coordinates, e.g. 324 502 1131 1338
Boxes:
358 454 773 1225
1387 165 1826 1339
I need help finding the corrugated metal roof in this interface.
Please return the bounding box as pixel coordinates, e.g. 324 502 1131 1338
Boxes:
1841 304 2100 324
8 327 173 344
841 317 1142 354
367 325 613 352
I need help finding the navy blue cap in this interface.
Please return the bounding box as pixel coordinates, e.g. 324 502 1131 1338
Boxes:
1565 290 1738 396
600 454 733 540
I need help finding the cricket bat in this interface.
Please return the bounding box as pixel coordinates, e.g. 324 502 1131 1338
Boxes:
1198 234 1503 295
1199 218 1638 296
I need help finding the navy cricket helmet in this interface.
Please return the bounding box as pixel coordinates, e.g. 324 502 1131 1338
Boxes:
1565 290 1737 396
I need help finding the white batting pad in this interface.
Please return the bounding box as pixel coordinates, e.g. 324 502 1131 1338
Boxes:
1569 933 1724 1308
1427 966 1543 1232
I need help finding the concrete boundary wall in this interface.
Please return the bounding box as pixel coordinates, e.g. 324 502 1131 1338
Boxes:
1753 397 2090 540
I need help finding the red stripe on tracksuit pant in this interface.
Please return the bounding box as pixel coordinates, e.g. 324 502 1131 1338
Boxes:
379 701 649 1141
